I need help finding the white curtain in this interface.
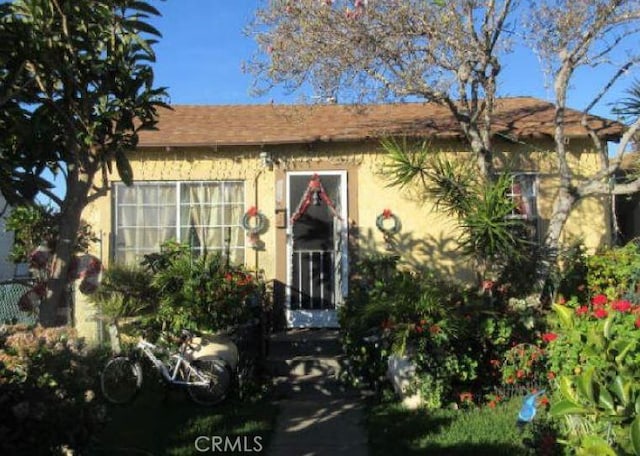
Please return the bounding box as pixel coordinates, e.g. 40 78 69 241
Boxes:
184 182 244 263
224 183 244 264
117 184 176 264
117 182 244 265
186 183 220 254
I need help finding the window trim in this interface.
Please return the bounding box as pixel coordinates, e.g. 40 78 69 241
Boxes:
504 172 541 244
113 180 246 263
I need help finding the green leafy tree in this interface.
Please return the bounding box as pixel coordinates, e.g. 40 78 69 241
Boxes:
5 204 97 263
0 0 168 326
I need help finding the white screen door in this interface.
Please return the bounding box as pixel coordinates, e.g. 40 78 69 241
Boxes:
286 171 348 328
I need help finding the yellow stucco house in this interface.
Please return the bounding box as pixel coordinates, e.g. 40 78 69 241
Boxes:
76 97 623 339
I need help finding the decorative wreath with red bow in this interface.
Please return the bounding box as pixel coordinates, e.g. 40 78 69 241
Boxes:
376 209 401 235
241 206 266 235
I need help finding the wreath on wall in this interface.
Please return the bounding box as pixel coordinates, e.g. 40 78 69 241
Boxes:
241 206 266 249
241 206 266 235
376 209 401 235
376 209 401 250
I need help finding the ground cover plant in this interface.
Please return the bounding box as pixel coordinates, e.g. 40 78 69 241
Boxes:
0 324 111 455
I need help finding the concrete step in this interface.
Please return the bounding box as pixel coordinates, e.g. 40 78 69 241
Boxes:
267 329 343 359
266 355 346 378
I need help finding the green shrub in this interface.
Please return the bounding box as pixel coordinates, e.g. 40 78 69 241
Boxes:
587 242 640 301
150 245 261 334
543 296 640 455
93 241 263 336
0 325 111 455
339 254 465 392
89 263 157 320
5 204 96 263
340 254 544 408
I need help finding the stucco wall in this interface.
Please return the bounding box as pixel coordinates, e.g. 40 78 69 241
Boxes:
82 137 610 279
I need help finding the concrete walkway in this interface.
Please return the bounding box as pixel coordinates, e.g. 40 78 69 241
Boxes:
267 330 369 456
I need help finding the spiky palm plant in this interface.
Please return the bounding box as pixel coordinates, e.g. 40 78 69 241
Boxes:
382 139 530 280
614 79 640 118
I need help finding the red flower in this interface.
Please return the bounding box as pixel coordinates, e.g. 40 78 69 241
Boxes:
612 300 632 313
224 272 233 282
487 400 497 409
539 396 550 406
557 296 566 305
635 318 640 329
591 294 608 307
429 324 441 335
482 280 494 291
489 359 500 368
593 308 608 319
516 369 525 379
415 325 424 334
542 332 558 343
459 392 473 402
575 306 588 316
381 319 394 330
382 208 393 219
547 371 556 380
505 376 514 384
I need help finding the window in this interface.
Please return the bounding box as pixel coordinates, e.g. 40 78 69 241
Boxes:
114 181 245 264
506 173 539 241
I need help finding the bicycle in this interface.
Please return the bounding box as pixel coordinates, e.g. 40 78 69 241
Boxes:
100 329 235 406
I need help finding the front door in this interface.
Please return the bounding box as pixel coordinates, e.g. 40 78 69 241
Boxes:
286 171 348 328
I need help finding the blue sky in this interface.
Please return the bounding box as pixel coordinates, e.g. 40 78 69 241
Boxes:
150 1 287 105
149 1 634 119
35 1 636 205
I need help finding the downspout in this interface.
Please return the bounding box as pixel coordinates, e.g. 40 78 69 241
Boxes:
254 169 264 272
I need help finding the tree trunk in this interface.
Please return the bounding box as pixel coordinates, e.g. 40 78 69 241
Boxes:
544 186 576 253
467 128 494 179
536 185 576 296
39 172 92 327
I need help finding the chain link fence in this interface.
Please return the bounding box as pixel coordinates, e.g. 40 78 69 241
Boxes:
0 280 38 325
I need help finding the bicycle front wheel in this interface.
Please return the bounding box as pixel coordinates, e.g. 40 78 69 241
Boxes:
101 356 142 404
186 359 231 406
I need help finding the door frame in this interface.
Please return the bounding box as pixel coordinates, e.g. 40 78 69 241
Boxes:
285 170 348 328
273 159 359 331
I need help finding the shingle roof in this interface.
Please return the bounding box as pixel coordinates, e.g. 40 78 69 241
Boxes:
136 97 624 148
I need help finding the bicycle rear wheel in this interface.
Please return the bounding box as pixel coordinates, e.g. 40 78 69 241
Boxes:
101 356 142 404
186 359 231 406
